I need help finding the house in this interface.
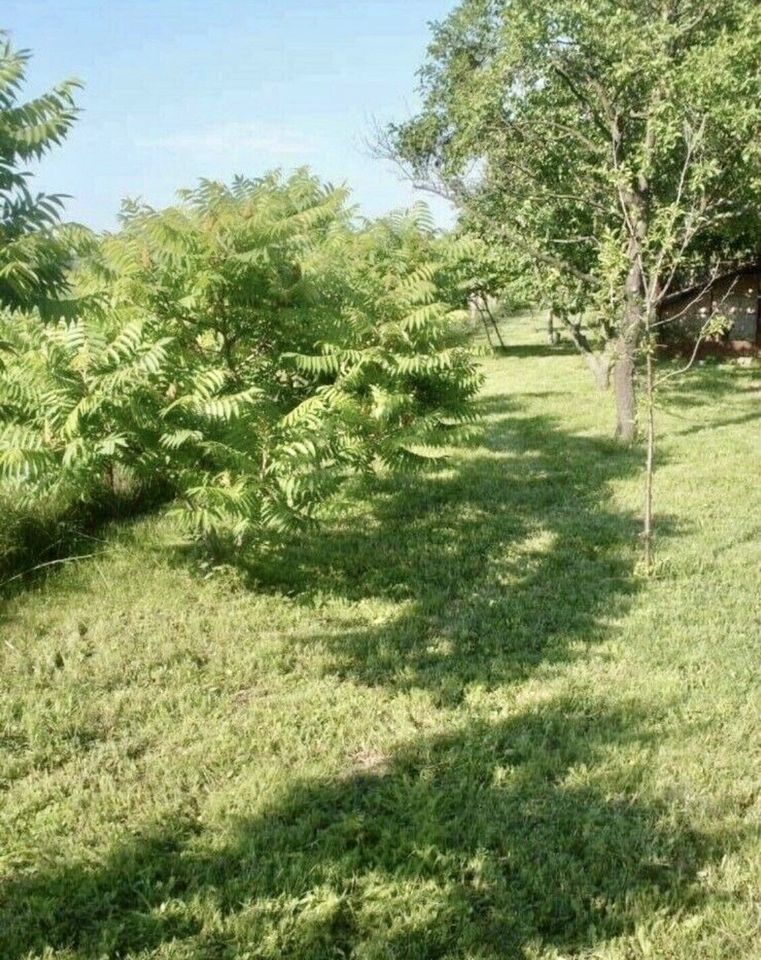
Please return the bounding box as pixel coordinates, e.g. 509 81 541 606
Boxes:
658 261 761 354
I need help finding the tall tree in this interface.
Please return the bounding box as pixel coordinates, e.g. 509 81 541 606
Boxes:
0 34 80 311
387 0 761 440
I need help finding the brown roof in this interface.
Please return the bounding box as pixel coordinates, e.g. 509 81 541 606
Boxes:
661 259 760 306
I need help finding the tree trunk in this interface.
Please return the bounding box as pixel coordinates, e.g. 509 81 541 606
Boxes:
613 333 637 441
584 348 611 390
556 311 611 389
642 335 655 574
614 214 647 442
547 309 560 345
481 295 505 349
481 312 494 350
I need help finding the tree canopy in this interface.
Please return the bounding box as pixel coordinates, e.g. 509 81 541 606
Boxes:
389 0 761 438
0 35 81 311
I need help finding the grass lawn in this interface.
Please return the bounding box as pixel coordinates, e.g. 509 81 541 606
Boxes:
1 314 759 959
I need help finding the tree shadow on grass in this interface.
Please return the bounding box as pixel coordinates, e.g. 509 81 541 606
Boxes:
1 696 725 959
235 392 648 700
0 485 168 603
489 342 579 359
654 362 760 437
667 408 761 437
1 391 702 959
657 361 759 409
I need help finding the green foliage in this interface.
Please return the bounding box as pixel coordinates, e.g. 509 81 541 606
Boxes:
390 0 761 426
0 311 171 496
1 172 481 545
395 0 761 283
0 34 83 311
455 233 535 314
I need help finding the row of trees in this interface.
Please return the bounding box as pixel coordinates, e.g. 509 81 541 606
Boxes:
3 3 760 569
0 38 480 552
384 0 761 440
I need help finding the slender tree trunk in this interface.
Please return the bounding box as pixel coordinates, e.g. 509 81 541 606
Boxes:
481 311 494 350
614 235 646 442
481 295 505 349
547 309 560 345
642 334 655 574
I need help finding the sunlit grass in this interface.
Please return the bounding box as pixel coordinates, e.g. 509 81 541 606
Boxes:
1 313 759 959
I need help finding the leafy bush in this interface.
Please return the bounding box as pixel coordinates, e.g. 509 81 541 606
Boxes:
1 172 481 548
0 35 84 313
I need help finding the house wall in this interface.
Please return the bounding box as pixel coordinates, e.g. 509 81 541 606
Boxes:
660 287 711 331
659 268 760 352
712 271 759 343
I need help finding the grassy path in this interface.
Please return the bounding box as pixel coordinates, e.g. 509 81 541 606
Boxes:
1 317 759 958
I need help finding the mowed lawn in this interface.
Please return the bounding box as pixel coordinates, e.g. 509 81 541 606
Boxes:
1 316 759 960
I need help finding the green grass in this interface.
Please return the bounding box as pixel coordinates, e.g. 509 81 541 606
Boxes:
1 315 759 959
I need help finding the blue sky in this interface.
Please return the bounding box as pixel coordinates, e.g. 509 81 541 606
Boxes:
4 0 456 231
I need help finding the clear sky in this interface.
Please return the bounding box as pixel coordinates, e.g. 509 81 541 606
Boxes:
3 0 456 231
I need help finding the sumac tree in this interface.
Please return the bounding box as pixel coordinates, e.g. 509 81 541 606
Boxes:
1 173 481 546
0 35 82 312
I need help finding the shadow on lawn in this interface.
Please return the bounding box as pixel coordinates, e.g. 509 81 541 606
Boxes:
0 484 168 603
658 361 759 408
490 341 580 359
240 392 645 700
2 697 721 959
656 363 760 437
3 391 707 959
